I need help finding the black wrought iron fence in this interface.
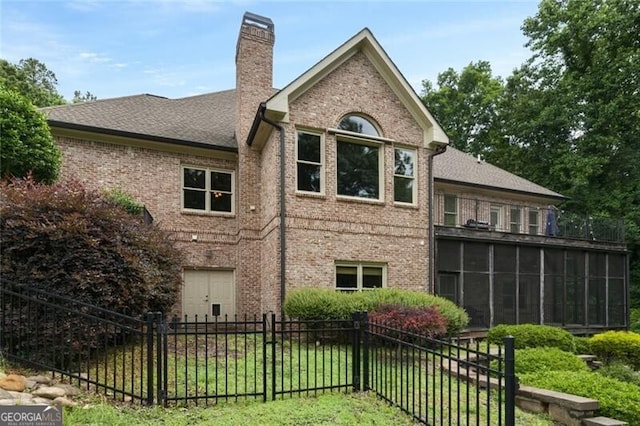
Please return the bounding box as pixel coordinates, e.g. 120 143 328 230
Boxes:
1 286 516 425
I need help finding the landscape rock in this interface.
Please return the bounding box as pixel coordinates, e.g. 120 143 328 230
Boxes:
0 374 27 392
33 386 67 399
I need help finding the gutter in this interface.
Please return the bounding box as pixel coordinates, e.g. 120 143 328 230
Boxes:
427 144 447 293
247 103 287 317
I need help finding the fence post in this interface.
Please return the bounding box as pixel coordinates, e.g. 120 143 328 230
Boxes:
361 311 369 391
146 312 155 406
504 335 516 426
271 312 277 401
352 312 361 392
154 312 165 406
262 313 268 402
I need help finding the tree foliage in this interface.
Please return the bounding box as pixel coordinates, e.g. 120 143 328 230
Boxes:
0 58 66 107
421 0 640 307
0 87 61 183
0 178 184 364
72 90 97 103
421 61 504 156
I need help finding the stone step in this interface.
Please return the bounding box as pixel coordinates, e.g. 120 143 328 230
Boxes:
583 416 628 426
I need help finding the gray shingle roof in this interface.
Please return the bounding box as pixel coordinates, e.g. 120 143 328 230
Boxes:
433 146 564 199
43 90 237 150
44 89 562 199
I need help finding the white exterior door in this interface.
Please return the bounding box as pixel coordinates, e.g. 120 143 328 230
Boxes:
183 270 235 319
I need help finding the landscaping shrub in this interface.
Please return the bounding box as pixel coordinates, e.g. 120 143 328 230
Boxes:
0 178 184 366
510 347 589 375
369 304 448 340
519 370 640 425
283 288 469 335
589 331 640 369
573 336 591 354
630 308 640 333
486 324 575 352
596 361 640 387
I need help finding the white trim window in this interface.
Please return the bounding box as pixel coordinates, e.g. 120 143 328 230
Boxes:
529 209 540 235
336 262 386 291
296 131 324 193
510 207 521 233
336 138 383 200
490 204 503 231
182 166 234 214
444 194 458 226
393 147 416 204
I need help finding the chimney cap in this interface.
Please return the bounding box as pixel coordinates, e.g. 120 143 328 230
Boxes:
242 12 274 32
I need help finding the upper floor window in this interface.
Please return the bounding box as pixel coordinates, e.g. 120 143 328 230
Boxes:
296 131 323 193
529 210 540 235
338 115 379 136
336 262 386 291
510 207 521 233
490 204 503 231
394 148 416 204
182 166 234 214
444 194 458 226
337 140 382 200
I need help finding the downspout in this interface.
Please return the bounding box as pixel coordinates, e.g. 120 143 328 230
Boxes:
252 104 287 318
427 144 447 294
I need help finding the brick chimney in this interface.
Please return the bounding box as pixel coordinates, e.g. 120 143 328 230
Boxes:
235 12 275 145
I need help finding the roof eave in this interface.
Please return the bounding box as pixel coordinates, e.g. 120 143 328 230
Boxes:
48 120 238 153
434 177 566 201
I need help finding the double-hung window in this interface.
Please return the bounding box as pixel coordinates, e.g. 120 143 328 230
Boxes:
444 194 458 226
490 204 503 231
394 147 416 204
182 166 234 214
529 209 540 235
336 262 386 291
510 207 521 233
296 131 323 193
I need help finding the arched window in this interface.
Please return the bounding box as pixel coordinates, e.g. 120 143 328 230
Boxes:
337 115 380 137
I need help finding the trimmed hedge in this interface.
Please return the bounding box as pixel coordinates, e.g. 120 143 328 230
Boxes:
486 324 575 352
283 288 469 335
630 308 640 333
589 331 640 369
520 370 640 425
511 347 589 375
573 336 591 354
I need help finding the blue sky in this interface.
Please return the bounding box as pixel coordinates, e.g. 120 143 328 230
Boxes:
1 0 540 102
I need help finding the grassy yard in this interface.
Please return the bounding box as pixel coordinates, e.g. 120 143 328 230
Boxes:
57 332 554 425
63 391 553 426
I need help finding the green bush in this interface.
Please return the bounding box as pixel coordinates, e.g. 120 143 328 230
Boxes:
283 288 469 335
486 324 575 352
520 370 640 425
596 361 640 386
511 347 588 375
589 331 640 369
630 308 640 333
104 188 144 215
573 336 591 354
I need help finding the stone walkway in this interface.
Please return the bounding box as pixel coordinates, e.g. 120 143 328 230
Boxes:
0 371 79 407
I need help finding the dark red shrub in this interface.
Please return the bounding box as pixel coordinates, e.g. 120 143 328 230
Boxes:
369 304 449 340
1 177 184 366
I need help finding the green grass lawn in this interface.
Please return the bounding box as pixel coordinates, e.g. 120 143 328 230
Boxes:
63 391 553 426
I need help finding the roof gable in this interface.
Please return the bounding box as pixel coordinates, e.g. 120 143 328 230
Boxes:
263 28 448 149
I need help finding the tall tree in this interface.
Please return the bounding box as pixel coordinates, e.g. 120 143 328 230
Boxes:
72 90 97 103
0 58 66 107
0 87 61 183
421 61 504 156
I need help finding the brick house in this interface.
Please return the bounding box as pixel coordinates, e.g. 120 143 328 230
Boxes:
43 12 628 332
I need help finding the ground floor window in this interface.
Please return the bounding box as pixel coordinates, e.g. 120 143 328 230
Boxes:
336 263 385 291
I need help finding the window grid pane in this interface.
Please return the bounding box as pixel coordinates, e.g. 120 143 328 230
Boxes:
394 148 415 203
183 167 233 213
